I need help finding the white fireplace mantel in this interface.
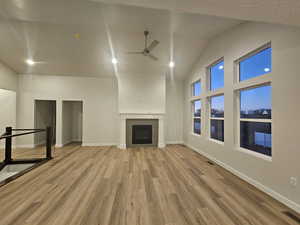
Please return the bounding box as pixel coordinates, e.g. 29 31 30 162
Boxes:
119 113 165 149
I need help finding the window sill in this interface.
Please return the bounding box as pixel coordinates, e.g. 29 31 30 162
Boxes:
190 132 201 137
209 138 224 145
237 147 272 162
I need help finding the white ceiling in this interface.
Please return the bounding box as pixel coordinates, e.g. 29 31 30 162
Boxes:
0 0 245 78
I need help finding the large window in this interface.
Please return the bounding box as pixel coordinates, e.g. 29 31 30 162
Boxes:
192 100 201 135
239 85 272 156
239 45 271 81
209 60 224 91
236 44 272 157
192 80 201 96
210 95 224 142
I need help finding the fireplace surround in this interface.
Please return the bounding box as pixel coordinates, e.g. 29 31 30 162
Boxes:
119 113 165 149
126 119 158 147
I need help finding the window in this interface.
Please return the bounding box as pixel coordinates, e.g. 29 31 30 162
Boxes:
209 60 224 91
239 46 271 81
192 80 201 96
239 85 272 156
192 100 201 135
210 95 224 142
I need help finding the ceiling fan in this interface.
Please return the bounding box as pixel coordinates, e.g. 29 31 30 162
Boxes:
126 30 159 61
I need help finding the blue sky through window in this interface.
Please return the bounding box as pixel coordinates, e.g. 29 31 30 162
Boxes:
240 47 271 81
211 95 224 118
240 85 271 119
193 81 201 96
210 60 224 91
194 100 201 117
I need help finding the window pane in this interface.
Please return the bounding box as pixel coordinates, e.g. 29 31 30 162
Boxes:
240 121 272 156
240 86 271 119
193 81 201 96
211 119 224 142
239 47 271 81
193 100 201 117
194 118 201 135
210 60 224 91
211 95 224 118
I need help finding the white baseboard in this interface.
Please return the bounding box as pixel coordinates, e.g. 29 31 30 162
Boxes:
166 141 184 145
15 144 35 148
184 143 300 214
82 143 117 147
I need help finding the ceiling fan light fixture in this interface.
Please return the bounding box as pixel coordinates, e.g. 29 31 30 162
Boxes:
26 59 35 66
169 61 175 68
112 58 118 64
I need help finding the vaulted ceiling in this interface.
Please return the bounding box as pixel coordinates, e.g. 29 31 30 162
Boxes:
0 0 299 79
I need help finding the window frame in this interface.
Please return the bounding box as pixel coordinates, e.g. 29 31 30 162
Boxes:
207 57 224 93
192 99 201 135
191 80 201 97
234 43 272 160
209 94 225 144
235 42 271 83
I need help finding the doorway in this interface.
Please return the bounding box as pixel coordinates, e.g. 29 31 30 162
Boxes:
62 101 83 146
34 100 56 146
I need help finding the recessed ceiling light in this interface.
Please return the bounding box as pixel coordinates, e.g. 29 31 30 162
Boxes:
219 65 224 70
169 61 175 68
26 59 35 65
264 68 270 72
112 58 118 64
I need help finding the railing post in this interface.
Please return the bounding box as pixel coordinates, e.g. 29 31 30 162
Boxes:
46 126 52 159
5 127 12 164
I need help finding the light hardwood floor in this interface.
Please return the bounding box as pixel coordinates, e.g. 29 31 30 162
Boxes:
0 144 299 225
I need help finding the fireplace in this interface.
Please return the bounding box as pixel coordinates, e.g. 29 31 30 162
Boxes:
132 125 152 144
126 119 158 147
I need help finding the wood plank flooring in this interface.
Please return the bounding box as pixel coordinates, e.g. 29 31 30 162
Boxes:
0 144 299 225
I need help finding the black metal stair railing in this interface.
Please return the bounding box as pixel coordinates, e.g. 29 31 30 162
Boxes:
0 126 53 171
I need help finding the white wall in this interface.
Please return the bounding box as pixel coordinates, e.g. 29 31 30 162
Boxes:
165 78 184 144
118 75 166 114
0 61 17 148
183 22 300 211
16 74 183 147
0 89 16 148
0 61 18 91
17 75 119 147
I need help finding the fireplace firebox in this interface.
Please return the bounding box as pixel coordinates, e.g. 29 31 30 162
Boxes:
132 125 152 144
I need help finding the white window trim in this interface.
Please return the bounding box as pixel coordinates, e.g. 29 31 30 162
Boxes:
191 79 201 98
234 43 272 159
208 95 225 143
206 57 224 93
235 42 271 83
192 99 201 135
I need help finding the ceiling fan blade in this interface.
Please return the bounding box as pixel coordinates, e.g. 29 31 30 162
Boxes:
147 40 159 52
148 53 158 61
126 51 144 54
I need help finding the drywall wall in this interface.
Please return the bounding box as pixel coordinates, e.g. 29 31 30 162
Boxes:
0 89 16 148
16 74 183 147
183 22 300 211
165 78 184 144
17 75 119 147
34 100 56 146
118 75 166 114
0 61 18 91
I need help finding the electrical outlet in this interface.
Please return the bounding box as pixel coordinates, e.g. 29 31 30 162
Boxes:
290 177 297 187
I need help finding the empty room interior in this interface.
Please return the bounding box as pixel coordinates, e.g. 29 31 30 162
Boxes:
0 0 300 224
